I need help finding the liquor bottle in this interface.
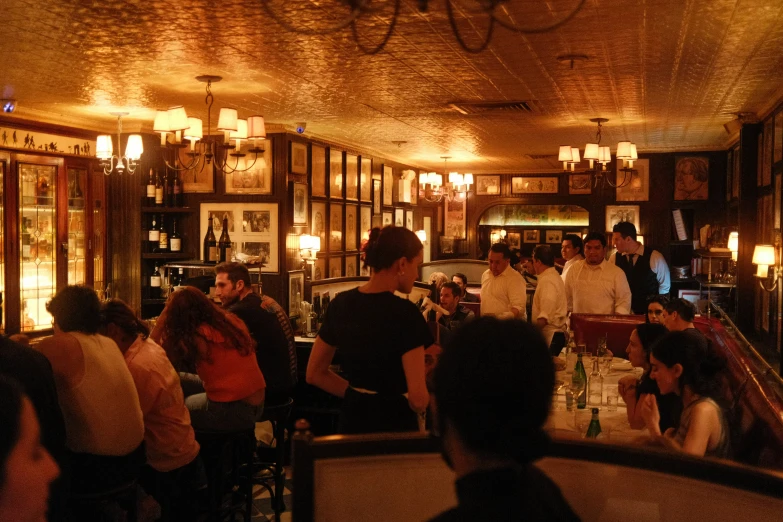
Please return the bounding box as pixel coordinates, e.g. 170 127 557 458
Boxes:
169 268 180 288
157 214 169 253
169 218 181 252
166 171 175 207
203 218 217 264
155 170 164 206
574 353 587 409
218 217 232 262
585 408 602 439
176 268 185 288
321 292 330 320
146 168 156 206
172 171 183 207
148 214 160 251
150 265 162 299
588 358 603 407
313 292 322 328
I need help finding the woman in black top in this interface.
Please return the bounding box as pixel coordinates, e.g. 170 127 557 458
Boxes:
307 226 433 434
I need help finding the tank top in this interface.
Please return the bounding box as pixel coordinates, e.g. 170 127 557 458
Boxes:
58 332 144 455
673 397 730 458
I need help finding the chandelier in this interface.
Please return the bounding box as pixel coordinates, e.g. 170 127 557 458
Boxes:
558 118 638 190
419 156 473 203
152 75 266 176
95 112 143 175
260 0 586 55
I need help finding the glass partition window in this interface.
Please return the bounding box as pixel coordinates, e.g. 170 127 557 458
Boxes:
91 169 105 297
19 163 56 331
67 168 87 285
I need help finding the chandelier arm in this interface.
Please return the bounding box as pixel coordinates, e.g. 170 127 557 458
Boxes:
605 169 630 189
259 0 372 36
350 0 401 55
222 150 261 175
568 173 590 190
445 0 495 54
491 0 587 34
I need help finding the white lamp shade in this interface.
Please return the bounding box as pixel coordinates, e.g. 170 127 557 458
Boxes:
598 146 612 163
419 172 428 184
311 236 321 252
464 173 473 186
415 230 427 243
584 143 599 160
217 108 238 131
616 141 632 159
96 135 113 159
247 115 266 139
728 232 739 252
184 118 203 141
230 119 248 140
124 134 144 160
434 173 443 186
558 146 573 162
752 244 776 266
630 143 638 160
153 110 170 132
166 106 189 132
570 147 581 163
449 172 462 185
299 234 314 250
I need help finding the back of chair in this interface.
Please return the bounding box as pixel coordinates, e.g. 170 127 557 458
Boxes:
460 301 480 319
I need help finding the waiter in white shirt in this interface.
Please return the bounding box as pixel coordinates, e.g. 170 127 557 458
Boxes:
560 233 585 282
480 243 527 320
530 245 567 347
610 221 671 315
565 232 632 315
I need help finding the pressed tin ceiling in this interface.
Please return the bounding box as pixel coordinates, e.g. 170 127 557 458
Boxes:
2 0 783 173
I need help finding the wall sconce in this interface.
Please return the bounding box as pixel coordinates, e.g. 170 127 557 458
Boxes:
490 229 507 244
728 231 739 262
96 112 143 175
299 234 321 277
752 243 777 282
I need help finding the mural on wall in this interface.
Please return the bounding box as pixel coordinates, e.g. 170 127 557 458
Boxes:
0 125 93 154
479 205 589 227
674 156 709 200
445 198 466 238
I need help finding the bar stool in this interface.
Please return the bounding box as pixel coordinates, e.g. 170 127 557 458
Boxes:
254 398 294 520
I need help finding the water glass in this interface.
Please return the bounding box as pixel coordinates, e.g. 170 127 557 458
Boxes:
601 354 613 375
575 409 592 437
566 351 578 374
606 386 619 412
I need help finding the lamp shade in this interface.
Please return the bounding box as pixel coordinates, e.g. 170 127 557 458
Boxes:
630 143 638 160
230 119 248 140
558 145 573 162
184 117 203 141
96 135 113 159
419 172 428 184
449 172 462 185
153 110 170 132
728 232 739 252
217 108 238 131
464 173 473 186
598 146 612 163
247 115 266 139
616 141 632 159
166 106 189 132
299 234 314 250
583 143 599 161
311 236 321 252
124 134 144 160
753 244 775 266
570 147 580 163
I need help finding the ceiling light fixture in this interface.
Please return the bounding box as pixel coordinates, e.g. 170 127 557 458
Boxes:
559 118 637 190
419 156 473 203
260 0 586 55
95 112 143 175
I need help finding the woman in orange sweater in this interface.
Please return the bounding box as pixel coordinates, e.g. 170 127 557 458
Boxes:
152 286 266 432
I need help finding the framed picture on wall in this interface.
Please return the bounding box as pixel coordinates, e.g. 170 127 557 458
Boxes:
181 148 215 193
372 179 382 214
360 157 372 202
345 255 359 277
292 182 308 225
674 156 709 200
508 232 521 249
524 230 540 243
225 145 273 195
444 198 466 239
200 202 279 273
382 211 393 227
329 202 343 252
360 206 371 240
605 205 640 232
405 209 414 231
313 256 326 281
311 201 327 248
345 204 358 251
394 207 404 227
329 256 343 278
511 176 558 194
568 174 591 195
616 159 649 201
546 230 562 243
330 149 343 199
476 175 501 195
346 154 358 201
382 165 393 206
290 141 308 175
288 270 305 318
311 144 327 197
410 171 419 205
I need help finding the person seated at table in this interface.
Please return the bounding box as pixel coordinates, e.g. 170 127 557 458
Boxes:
99 299 205 519
430 318 579 522
437 282 475 332
560 233 584 282
663 298 703 336
530 245 568 353
428 271 450 302
35 285 145 495
618 323 680 432
0 375 61 522
481 243 528 320
564 232 632 315
307 226 432 434
151 286 266 432
646 295 669 324
640 330 731 458
452 272 479 302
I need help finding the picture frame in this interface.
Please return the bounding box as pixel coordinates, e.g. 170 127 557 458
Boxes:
290 141 308 175
311 201 327 248
224 145 273 195
606 205 640 232
440 237 455 254
524 230 540 243
382 165 393 206
311 144 327 197
615 159 650 201
508 232 521 249
329 202 343 252
288 270 305 318
329 256 343 278
410 171 419 205
181 150 215 193
568 174 592 195
372 179 382 215
345 254 359 277
360 157 372 202
200 202 279 273
360 206 372 241
382 211 393 227
292 182 308 226
476 175 501 195
329 149 343 199
511 176 558 194
345 203 358 251
345 154 359 201
394 207 404 228
313 256 326 281
546 230 562 244
674 156 709 200
444 198 466 239
405 209 414 231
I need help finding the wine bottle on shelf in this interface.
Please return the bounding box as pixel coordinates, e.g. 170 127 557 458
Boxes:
172 171 183 207
203 218 217 264
169 268 180 288
218 217 232 262
69 173 84 208
146 168 156 206
155 170 164 207
148 215 160 253
157 214 169 253
166 171 175 207
169 218 181 252
313 292 322 328
150 265 162 299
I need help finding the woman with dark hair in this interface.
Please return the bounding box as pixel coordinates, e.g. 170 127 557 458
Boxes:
151 286 266 432
618 323 680 431
640 330 730 458
307 226 433 434
0 375 60 522
646 295 669 324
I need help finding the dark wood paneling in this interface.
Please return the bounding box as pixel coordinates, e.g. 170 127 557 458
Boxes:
737 124 763 333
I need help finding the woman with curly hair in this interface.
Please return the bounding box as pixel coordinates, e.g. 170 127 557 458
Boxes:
151 286 266 432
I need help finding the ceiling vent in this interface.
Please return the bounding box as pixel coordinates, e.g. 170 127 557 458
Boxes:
448 100 538 115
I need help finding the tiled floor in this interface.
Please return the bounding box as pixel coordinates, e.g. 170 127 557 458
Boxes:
251 469 293 522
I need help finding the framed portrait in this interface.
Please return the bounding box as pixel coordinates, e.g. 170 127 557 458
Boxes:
345 154 358 201
329 202 343 252
616 159 649 201
372 179 382 214
382 211 393 227
200 202 279 273
288 270 305 318
508 232 521 249
382 165 393 206
476 175 501 195
511 176 558 194
181 150 215 193
775 111 783 164
410 170 418 205
290 141 308 175
568 174 591 195
292 182 308 226
345 203 358 251
330 149 343 199
444 198 466 239
313 256 326 281
606 205 640 232
329 256 343 278
440 237 455 254
763 119 773 187
311 201 327 248
524 230 540 243
398 170 415 203
405 209 414 231
360 157 372 202
674 156 709 200
345 254 359 277
224 145 273 195
546 230 563 244
360 206 372 240
394 207 404 228
311 144 327 197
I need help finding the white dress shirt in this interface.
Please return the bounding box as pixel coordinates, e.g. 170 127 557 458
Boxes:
480 265 527 320
609 244 671 294
561 255 584 283
533 266 568 345
565 259 632 315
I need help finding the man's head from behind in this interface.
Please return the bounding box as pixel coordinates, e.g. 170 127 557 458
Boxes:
46 285 101 334
583 232 608 265
215 262 252 306
532 245 555 275
612 221 638 254
439 282 462 314
664 298 697 331
488 243 511 277
434 318 553 470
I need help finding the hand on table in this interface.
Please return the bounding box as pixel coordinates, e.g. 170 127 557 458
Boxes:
617 375 638 398
639 394 661 435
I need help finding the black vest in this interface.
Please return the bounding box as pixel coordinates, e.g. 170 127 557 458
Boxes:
615 248 659 314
